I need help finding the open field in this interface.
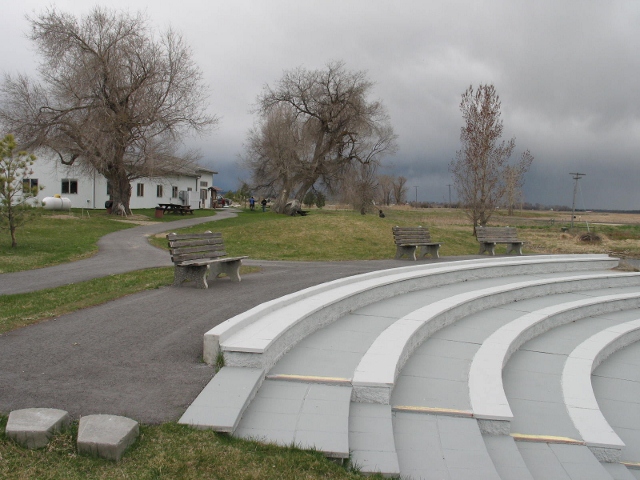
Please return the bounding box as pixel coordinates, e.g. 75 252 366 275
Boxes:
153 206 640 260
3 206 640 274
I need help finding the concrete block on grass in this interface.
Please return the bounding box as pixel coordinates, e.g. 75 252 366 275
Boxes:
77 414 139 461
5 408 70 449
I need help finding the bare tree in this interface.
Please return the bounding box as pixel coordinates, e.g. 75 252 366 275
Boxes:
450 84 533 232
378 174 394 206
0 7 217 213
243 104 313 213
503 157 532 215
340 160 380 214
250 61 396 212
392 175 408 204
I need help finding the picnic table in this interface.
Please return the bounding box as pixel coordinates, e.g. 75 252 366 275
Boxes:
157 203 194 215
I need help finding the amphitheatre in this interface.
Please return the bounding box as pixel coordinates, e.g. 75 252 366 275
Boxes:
2 206 640 479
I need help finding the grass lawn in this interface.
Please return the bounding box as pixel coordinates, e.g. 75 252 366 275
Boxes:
0 418 380 480
0 208 218 274
149 207 480 259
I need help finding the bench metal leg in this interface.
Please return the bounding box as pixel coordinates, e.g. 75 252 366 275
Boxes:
209 260 242 282
174 265 209 289
479 243 496 255
395 245 417 261
417 245 440 259
506 243 524 255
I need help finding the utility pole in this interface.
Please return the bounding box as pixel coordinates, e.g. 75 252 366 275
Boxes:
447 184 452 207
414 186 418 206
569 172 586 228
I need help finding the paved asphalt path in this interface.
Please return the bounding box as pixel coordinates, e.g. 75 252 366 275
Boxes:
0 210 447 423
0 209 241 295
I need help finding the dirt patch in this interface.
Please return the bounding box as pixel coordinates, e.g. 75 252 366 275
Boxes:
112 214 158 225
48 215 80 220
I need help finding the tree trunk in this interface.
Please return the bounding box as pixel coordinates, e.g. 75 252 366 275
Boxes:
105 170 133 215
10 224 17 248
272 187 290 214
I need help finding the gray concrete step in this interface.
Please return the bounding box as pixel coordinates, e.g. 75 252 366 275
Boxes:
179 367 264 432
349 403 400 476
393 411 501 479
234 380 352 459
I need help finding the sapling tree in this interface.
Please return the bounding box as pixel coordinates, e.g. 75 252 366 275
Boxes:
450 84 533 232
0 134 41 247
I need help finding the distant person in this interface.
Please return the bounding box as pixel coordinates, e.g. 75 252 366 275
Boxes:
261 198 267 212
379 209 385 218
249 196 255 210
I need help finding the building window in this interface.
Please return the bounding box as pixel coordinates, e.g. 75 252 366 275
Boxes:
23 178 38 193
171 186 178 198
106 181 112 196
157 185 163 197
200 181 208 188
136 183 144 197
61 179 78 194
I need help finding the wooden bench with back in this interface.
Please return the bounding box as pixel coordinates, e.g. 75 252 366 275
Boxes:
166 231 248 288
476 226 524 255
392 226 442 260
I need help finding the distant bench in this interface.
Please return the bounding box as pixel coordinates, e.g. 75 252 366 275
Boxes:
392 226 442 260
158 203 194 215
476 226 524 255
167 231 248 289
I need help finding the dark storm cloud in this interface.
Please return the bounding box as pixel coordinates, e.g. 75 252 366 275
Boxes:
2 1 638 209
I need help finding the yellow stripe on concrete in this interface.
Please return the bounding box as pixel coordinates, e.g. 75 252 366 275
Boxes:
511 433 585 445
393 406 474 418
266 374 351 385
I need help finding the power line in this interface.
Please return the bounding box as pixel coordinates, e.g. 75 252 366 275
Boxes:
569 172 586 228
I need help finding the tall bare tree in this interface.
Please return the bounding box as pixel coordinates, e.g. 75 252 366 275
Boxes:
248 61 396 213
392 175 408 204
0 7 217 213
243 104 313 212
503 162 531 214
450 84 533 232
378 174 394 206
339 160 380 214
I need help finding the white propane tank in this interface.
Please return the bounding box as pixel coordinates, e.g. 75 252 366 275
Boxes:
42 196 72 210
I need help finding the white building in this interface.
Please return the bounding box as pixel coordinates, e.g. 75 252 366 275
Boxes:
27 157 218 210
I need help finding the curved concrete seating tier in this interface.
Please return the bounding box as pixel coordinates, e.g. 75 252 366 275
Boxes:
352 273 640 404
204 254 617 369
181 254 640 479
469 292 640 436
562 318 640 462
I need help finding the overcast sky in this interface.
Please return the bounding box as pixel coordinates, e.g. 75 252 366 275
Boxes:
2 1 639 210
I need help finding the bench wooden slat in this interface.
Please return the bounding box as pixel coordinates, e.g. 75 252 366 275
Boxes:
172 251 228 263
170 243 225 256
169 237 224 247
